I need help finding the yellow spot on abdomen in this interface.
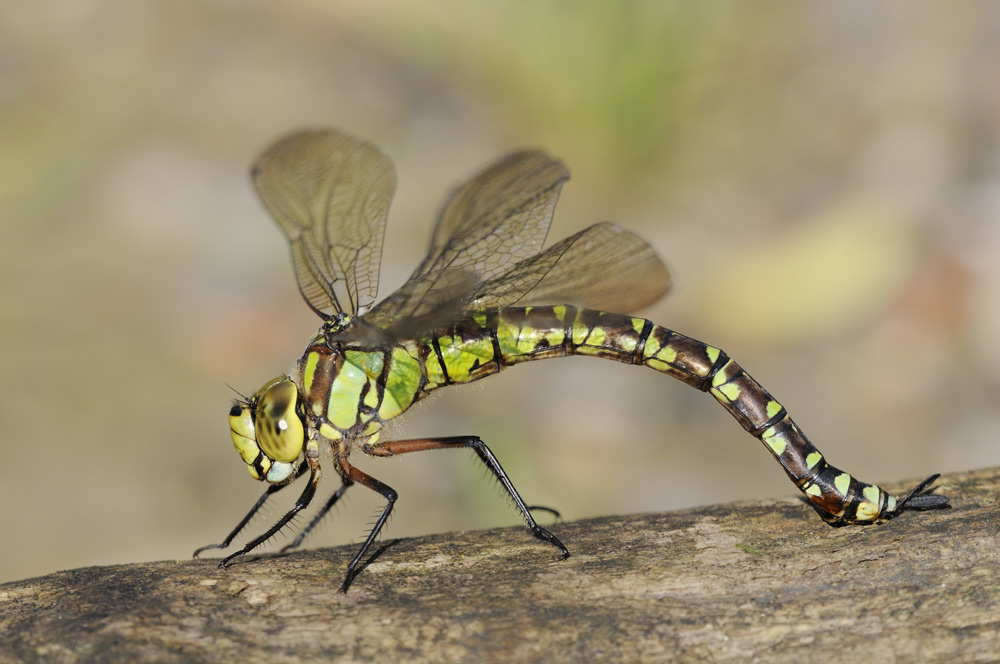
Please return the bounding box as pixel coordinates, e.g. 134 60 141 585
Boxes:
716 382 741 401
761 427 786 456
862 486 881 504
834 473 852 496
587 327 606 347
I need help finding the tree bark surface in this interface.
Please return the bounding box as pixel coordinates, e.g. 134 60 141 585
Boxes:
2 467 998 663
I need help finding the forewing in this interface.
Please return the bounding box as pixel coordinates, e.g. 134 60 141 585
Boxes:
471 222 671 312
365 150 568 325
252 129 395 318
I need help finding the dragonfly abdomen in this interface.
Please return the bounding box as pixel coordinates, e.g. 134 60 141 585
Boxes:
483 305 899 524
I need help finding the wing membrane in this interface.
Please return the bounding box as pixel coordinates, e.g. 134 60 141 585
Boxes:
471 222 671 312
252 129 395 318
365 150 568 325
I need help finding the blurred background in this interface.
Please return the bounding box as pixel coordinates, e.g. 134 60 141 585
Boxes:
2 1 999 585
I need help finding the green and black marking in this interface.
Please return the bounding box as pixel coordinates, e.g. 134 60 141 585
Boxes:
194 128 949 591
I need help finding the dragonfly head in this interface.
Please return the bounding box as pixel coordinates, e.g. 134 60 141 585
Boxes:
229 376 306 484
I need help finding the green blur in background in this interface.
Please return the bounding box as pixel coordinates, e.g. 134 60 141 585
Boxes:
2 1 999 584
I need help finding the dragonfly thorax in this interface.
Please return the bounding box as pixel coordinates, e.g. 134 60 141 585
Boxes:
228 376 305 485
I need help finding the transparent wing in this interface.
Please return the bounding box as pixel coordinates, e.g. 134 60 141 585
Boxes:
252 129 396 318
470 222 671 312
365 150 568 326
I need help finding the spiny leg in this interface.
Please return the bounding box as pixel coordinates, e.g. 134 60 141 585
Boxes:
336 458 399 593
193 461 309 558
365 436 570 558
218 459 322 569
279 482 352 554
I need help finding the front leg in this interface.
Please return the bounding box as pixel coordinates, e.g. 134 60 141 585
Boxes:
278 482 352 554
218 448 323 569
193 461 308 558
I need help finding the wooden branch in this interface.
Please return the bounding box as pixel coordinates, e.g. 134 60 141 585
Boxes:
2 467 997 663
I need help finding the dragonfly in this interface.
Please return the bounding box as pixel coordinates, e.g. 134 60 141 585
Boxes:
194 128 949 591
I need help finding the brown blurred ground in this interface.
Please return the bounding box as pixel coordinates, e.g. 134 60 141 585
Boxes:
1 1 999 585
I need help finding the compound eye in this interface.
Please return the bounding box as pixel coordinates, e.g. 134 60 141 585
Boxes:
255 379 305 464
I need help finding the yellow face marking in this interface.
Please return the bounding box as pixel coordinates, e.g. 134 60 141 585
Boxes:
230 412 259 466
302 351 320 394
805 451 823 470
765 400 782 419
266 461 295 483
834 473 851 496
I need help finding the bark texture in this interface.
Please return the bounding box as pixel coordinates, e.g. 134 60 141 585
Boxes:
2 467 998 663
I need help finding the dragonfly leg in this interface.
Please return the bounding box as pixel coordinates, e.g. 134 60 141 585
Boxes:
193 461 309 558
217 459 322 569
278 482 352 554
365 436 570 559
526 504 562 520
335 458 398 593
